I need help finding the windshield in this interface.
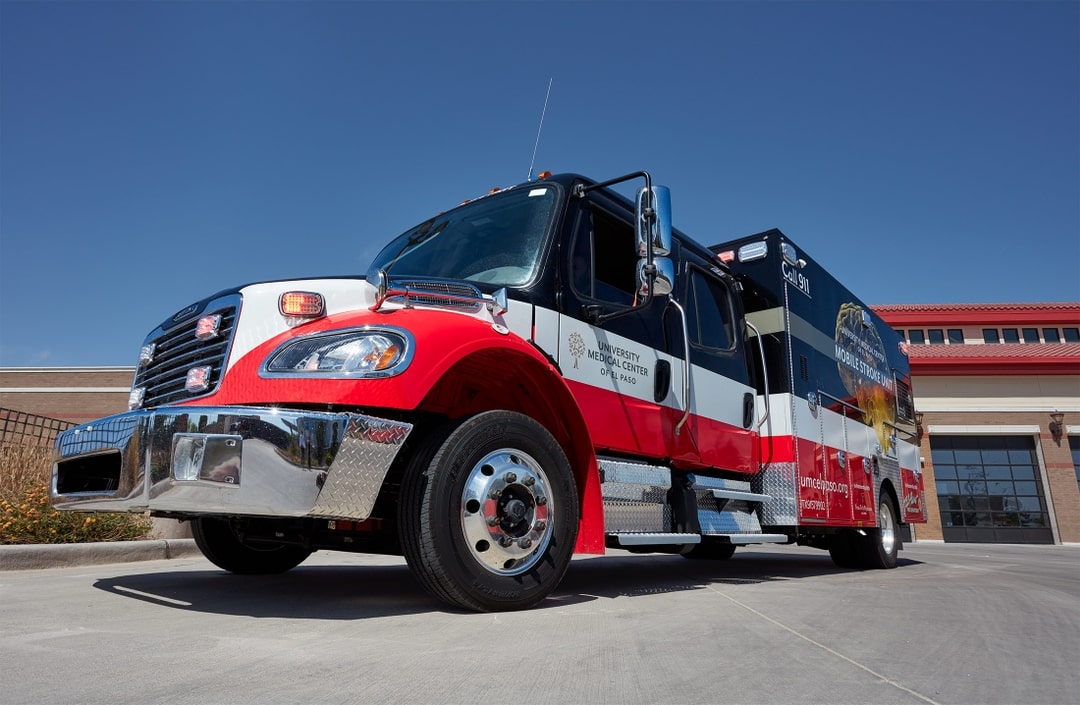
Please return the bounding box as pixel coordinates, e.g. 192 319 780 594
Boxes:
368 184 559 287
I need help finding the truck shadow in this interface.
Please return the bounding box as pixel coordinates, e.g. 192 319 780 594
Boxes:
92 549 919 620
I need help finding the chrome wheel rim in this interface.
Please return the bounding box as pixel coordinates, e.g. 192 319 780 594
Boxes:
879 501 896 555
460 448 553 576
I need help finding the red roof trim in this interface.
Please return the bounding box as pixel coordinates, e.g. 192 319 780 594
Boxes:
906 343 1080 376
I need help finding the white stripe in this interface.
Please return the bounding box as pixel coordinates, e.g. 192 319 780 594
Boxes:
0 387 130 393
926 424 1040 435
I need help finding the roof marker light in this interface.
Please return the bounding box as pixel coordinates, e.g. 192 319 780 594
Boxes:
737 241 769 262
717 250 735 263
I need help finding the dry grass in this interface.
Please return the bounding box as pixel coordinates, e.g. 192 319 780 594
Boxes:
0 443 152 545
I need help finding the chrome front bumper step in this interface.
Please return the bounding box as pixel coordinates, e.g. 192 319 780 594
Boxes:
52 406 412 521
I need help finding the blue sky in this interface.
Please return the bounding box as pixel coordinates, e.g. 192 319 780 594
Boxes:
1 0 1077 368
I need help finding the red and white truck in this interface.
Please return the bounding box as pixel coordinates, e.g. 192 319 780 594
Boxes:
53 170 926 611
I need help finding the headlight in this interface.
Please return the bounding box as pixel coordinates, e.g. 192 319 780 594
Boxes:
262 328 413 378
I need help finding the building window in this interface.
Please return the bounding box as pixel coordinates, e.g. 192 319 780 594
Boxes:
930 435 1051 544
928 329 945 344
1044 328 1060 343
983 328 999 344
947 329 964 344
909 330 925 344
1072 436 1080 492
1022 328 1040 343
1002 328 1020 343
1065 328 1080 343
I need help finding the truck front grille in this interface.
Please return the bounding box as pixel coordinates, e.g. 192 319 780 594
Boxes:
134 299 239 408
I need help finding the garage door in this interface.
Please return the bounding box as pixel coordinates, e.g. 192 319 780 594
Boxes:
930 435 1053 544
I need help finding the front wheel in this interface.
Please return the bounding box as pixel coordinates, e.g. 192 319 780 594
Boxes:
399 411 580 612
192 518 312 574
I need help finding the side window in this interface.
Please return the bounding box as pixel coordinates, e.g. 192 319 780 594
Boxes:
687 268 735 351
569 204 637 305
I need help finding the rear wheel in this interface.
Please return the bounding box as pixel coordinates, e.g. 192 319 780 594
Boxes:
192 518 311 574
683 540 736 561
860 494 899 569
399 411 579 612
828 531 861 568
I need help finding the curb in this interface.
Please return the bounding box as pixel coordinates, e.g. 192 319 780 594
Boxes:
0 539 200 571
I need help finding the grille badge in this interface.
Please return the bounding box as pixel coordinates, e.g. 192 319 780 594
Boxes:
172 303 199 321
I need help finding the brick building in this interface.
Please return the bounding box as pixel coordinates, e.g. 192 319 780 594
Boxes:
3 300 1079 544
0 367 132 424
874 303 1080 544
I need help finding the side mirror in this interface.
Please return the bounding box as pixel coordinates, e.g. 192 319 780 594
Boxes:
635 186 672 257
637 257 675 297
367 267 389 310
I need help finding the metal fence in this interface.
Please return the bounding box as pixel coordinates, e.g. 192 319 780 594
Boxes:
0 407 75 448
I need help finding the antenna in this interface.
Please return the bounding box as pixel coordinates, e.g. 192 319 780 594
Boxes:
527 78 553 181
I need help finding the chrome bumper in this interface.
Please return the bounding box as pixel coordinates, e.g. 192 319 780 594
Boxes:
52 406 412 520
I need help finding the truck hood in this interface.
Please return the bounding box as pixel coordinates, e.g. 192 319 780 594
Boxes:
225 277 380 375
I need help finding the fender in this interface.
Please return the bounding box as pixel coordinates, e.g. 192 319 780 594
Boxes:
181 305 607 553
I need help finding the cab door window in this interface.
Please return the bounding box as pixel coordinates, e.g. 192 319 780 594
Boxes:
687 267 736 353
569 204 637 306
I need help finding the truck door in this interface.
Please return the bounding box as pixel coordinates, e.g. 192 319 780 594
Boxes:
558 195 681 461
676 264 758 474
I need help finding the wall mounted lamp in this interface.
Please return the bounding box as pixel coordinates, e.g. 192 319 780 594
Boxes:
915 412 924 445
1048 411 1065 444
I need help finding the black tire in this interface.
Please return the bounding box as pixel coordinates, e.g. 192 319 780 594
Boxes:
398 411 579 612
859 493 900 569
192 518 312 574
683 541 737 561
828 530 861 569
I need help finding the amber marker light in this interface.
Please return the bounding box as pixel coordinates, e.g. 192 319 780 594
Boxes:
279 291 326 326
717 250 735 263
536 171 551 179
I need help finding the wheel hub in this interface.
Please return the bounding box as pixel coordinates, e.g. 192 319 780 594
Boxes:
461 449 553 575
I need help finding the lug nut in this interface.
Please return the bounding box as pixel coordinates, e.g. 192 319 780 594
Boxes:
517 537 532 549
536 496 547 506
522 475 535 487
499 536 513 547
486 515 499 526
503 472 517 483
534 520 546 531
489 489 501 500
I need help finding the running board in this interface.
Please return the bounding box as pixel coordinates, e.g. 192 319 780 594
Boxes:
609 533 701 546
723 533 790 544
608 532 790 547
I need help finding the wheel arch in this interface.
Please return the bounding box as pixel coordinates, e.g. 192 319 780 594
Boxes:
417 346 605 553
878 478 900 521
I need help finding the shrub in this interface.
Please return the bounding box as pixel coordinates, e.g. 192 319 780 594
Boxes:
0 443 152 545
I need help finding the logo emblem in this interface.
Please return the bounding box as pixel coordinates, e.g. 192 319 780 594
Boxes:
172 303 199 322
567 332 585 369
